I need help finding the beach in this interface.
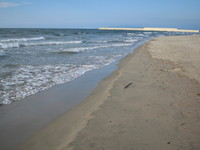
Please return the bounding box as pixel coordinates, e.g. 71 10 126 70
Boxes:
15 35 200 150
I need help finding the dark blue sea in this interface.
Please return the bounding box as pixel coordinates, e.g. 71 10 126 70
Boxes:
0 28 197 104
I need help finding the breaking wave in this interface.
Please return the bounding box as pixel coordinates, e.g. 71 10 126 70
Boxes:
1 37 45 42
0 64 98 104
58 43 134 53
0 42 19 49
20 41 82 47
0 41 82 49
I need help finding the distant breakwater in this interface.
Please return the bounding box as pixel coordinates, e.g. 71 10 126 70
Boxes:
99 27 199 33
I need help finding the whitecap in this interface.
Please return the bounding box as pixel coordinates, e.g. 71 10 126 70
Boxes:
124 39 138 43
1 37 45 42
0 42 19 49
20 41 82 47
143 32 153 34
64 43 133 52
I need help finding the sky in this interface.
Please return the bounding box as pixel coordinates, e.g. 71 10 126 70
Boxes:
0 0 200 29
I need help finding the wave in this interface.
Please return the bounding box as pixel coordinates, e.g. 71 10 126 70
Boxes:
0 53 123 104
3 64 20 68
93 40 129 44
85 40 120 44
107 40 125 43
127 33 137 36
87 40 108 44
91 54 123 66
54 50 79 55
92 39 138 44
62 43 133 53
0 42 19 49
124 39 138 43
143 32 153 34
52 33 66 36
0 64 98 104
73 32 86 35
107 43 133 47
127 33 147 37
1 37 45 42
0 41 82 49
20 41 82 47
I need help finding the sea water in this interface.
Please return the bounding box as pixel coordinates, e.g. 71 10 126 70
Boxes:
0 29 197 104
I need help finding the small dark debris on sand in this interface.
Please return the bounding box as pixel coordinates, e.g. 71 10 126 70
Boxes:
124 83 133 89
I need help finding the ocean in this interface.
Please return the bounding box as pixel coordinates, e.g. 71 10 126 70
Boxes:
0 28 196 105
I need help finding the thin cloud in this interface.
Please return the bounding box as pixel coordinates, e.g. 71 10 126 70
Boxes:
0 2 20 8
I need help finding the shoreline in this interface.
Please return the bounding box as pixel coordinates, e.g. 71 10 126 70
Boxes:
14 41 140 150
0 55 119 150
0 38 147 150
16 35 200 150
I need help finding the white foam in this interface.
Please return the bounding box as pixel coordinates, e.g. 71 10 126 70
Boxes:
92 40 108 43
108 43 133 47
1 37 45 42
143 32 153 34
0 64 98 104
0 40 82 49
0 42 19 49
89 39 134 44
20 41 82 47
124 39 138 43
0 53 125 104
64 43 133 53
127 33 137 36
91 54 123 66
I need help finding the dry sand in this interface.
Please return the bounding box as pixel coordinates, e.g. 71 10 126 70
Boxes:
16 35 200 150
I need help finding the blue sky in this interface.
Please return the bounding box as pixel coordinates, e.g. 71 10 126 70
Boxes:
0 0 200 29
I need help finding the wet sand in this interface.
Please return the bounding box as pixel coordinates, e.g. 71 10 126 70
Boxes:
16 35 200 150
0 59 118 150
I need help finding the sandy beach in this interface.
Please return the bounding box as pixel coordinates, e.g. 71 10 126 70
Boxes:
16 35 200 150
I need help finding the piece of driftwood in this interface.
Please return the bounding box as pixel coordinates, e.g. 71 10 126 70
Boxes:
124 83 132 89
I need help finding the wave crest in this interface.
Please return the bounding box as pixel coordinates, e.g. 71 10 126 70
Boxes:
0 42 19 49
61 43 134 53
0 41 82 49
1 37 45 42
